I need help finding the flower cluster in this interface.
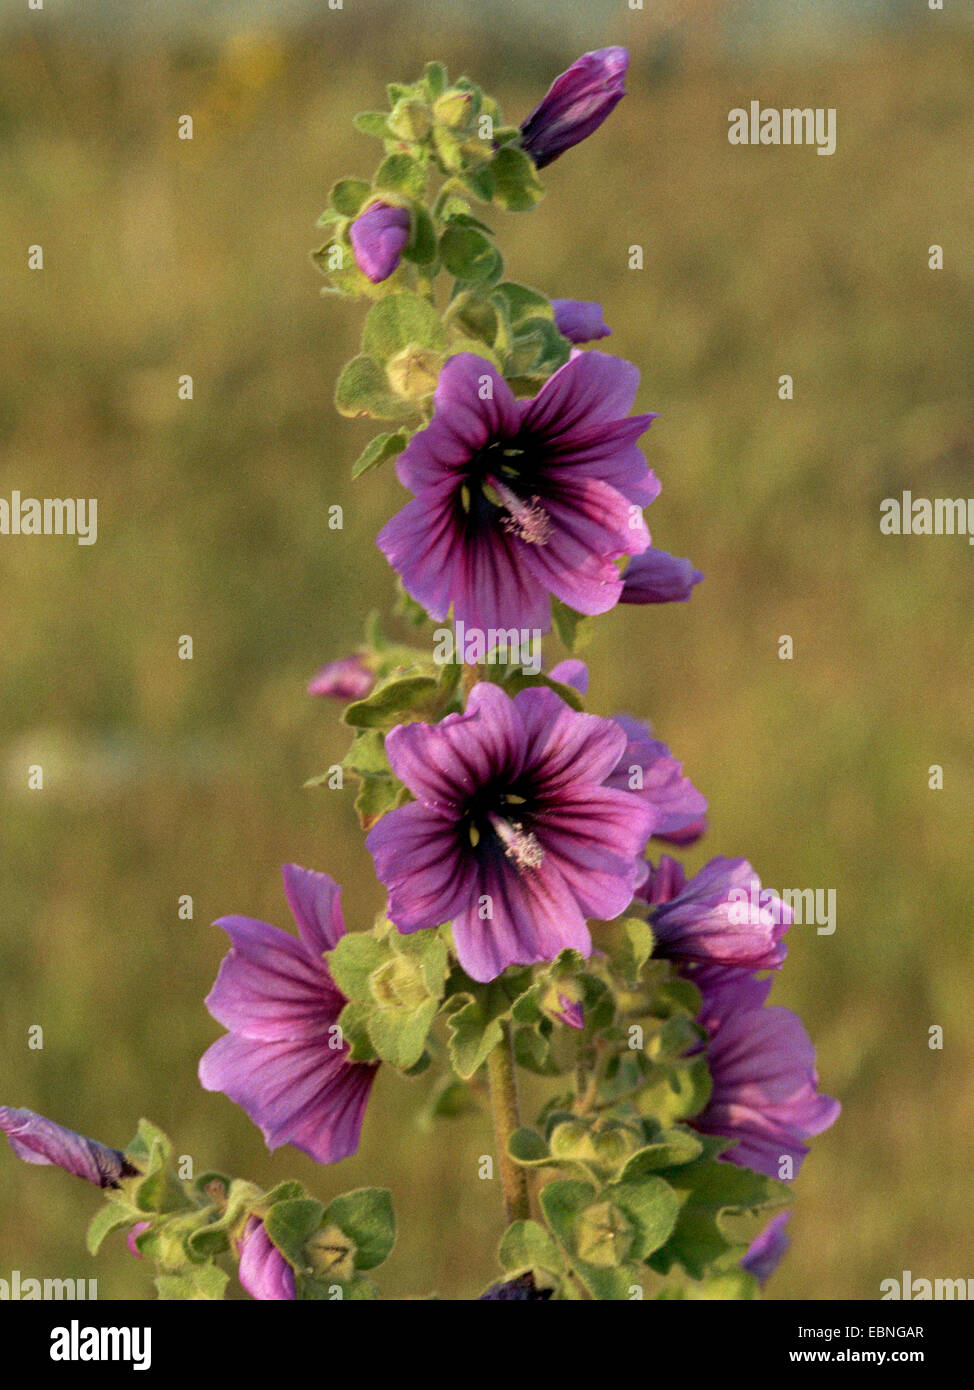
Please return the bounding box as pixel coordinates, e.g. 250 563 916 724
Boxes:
1 48 837 1302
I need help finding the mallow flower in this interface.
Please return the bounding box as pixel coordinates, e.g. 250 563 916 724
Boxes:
366 682 656 982
0 1106 135 1189
237 1215 296 1300
689 967 840 1178
377 352 658 634
349 200 411 284
520 48 629 169
620 548 704 605
551 299 611 343
642 855 790 970
199 863 378 1165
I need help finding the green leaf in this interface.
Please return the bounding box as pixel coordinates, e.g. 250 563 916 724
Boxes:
551 599 595 653
607 1178 681 1259
336 1000 380 1062
491 146 544 211
499 1219 564 1275
637 1054 713 1125
439 224 501 283
353 111 393 139
507 1128 551 1166
362 292 446 364
330 177 372 217
444 969 533 1079
423 1076 480 1122
539 1180 639 1300
367 996 438 1070
86 1202 137 1256
617 1129 705 1181
327 932 389 1003
264 1198 325 1269
402 204 437 265
155 1264 229 1301
459 160 495 202
334 355 416 421
343 673 441 729
375 152 427 199
342 728 391 779
354 776 409 831
648 1161 791 1280
598 916 654 985
491 281 554 329
323 1188 395 1271
351 428 409 479
422 61 448 100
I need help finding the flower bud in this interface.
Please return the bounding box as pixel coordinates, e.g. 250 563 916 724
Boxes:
620 548 704 605
237 1216 296 1301
433 88 476 132
386 345 442 400
520 48 629 169
308 653 375 700
0 1106 136 1189
388 98 433 142
349 201 411 284
551 299 611 343
305 1222 356 1285
574 1200 633 1267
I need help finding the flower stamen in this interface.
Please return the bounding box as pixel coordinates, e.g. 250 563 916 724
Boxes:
488 814 545 870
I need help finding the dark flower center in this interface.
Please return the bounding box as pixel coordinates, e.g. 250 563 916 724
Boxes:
460 436 552 545
462 783 545 873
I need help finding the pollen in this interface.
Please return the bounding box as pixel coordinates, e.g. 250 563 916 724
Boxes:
488 813 545 871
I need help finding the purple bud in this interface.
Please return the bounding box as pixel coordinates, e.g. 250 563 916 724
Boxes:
620 549 704 605
641 855 687 906
551 299 611 344
237 1216 296 1301
308 654 375 700
741 1213 791 1285
349 201 411 284
479 1272 553 1300
553 991 585 1030
127 1221 152 1258
0 1106 135 1189
520 48 629 170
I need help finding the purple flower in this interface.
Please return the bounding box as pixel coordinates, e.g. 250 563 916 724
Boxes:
349 200 411 284
646 857 791 971
604 714 708 846
479 1272 553 1300
641 853 687 905
237 1216 296 1301
377 352 658 633
690 967 840 1178
520 48 629 169
741 1212 791 1284
308 654 375 701
620 548 703 605
198 864 378 1165
551 299 611 343
0 1107 135 1189
366 682 656 982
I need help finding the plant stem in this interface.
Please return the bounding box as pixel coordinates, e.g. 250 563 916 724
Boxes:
486 1024 531 1224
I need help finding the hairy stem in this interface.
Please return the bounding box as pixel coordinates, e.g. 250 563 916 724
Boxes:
486 1024 531 1224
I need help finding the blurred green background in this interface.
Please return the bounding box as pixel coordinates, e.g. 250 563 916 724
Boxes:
1 0 972 1300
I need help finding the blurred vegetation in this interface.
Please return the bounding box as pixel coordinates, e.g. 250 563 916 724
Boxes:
1 3 972 1300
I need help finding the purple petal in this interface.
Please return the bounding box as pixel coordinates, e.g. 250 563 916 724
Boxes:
308 655 375 700
0 1107 132 1189
741 1213 791 1284
238 1216 297 1300
650 857 790 971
